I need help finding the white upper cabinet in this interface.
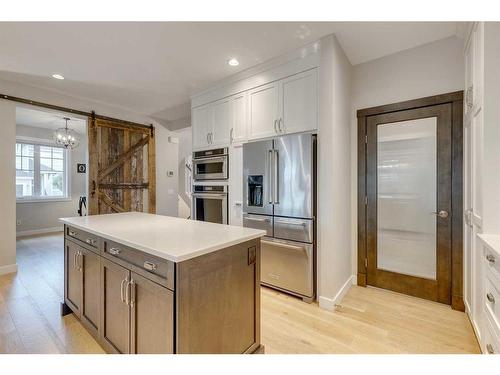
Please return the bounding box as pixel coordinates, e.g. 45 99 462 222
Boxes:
230 92 247 144
248 81 279 140
279 69 318 134
211 97 231 146
192 103 212 149
192 67 319 148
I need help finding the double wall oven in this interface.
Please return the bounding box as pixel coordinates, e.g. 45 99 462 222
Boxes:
192 147 229 225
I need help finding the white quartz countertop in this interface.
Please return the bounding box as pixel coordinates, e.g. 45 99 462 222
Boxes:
59 212 265 263
478 234 500 257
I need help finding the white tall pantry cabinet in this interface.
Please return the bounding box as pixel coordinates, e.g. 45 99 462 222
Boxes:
464 22 500 354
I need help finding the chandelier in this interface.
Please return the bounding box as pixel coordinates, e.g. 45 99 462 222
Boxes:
54 117 79 149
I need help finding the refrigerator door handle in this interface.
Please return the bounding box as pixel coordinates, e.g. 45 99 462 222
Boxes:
268 149 273 204
273 149 279 204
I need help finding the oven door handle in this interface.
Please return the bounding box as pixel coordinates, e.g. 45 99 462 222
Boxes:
194 156 227 163
192 193 227 198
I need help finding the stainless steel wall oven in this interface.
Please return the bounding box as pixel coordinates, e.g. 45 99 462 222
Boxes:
192 185 228 225
193 147 228 181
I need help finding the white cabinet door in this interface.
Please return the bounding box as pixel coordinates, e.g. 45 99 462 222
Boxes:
229 145 243 226
279 69 318 135
192 104 212 150
231 92 247 144
212 97 231 146
248 82 279 140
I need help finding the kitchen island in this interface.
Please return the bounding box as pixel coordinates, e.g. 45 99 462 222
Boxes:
59 212 265 354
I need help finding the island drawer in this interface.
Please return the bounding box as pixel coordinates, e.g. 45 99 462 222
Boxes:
103 239 174 290
66 225 101 252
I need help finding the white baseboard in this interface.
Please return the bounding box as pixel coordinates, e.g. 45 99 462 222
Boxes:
16 227 63 238
318 275 356 311
0 263 18 276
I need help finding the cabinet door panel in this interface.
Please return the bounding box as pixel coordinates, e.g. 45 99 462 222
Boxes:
192 104 212 149
280 69 318 134
231 92 247 143
100 258 130 354
81 248 100 336
248 82 279 140
212 98 231 146
229 145 243 226
130 272 174 354
65 240 82 317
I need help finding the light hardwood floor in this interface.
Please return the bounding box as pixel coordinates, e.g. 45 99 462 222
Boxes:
0 233 480 354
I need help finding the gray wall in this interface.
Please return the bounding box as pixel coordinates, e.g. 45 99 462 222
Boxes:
16 124 87 234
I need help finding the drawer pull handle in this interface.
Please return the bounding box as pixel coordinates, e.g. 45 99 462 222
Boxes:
487 293 496 303
109 247 122 255
143 261 157 272
86 238 96 246
69 230 78 237
486 343 495 354
486 254 496 263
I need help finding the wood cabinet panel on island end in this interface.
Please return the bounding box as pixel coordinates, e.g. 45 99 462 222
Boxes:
60 212 265 354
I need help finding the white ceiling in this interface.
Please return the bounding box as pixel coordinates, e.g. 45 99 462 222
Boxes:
16 106 87 134
0 22 462 128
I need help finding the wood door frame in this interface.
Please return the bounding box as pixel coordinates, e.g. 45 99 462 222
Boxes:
357 91 464 311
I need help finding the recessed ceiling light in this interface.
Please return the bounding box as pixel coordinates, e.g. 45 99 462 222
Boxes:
227 58 239 67
52 74 65 80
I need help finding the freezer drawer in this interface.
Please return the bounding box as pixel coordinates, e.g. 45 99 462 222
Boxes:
261 237 313 298
274 217 313 243
243 213 273 237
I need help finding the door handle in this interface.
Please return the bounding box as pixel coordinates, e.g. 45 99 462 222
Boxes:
77 251 82 271
268 150 273 204
120 278 127 304
274 119 278 133
73 251 77 270
244 216 271 223
431 210 449 218
230 128 234 143
125 279 132 306
129 279 136 308
278 118 283 132
207 133 210 144
273 149 279 204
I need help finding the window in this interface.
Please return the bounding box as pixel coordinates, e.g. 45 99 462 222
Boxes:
16 140 69 201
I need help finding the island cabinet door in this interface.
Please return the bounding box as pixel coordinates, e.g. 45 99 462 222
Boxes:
80 247 100 338
129 272 174 354
100 258 131 354
64 240 82 317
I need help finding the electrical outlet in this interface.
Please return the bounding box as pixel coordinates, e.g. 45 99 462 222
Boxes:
16 219 21 226
167 171 174 177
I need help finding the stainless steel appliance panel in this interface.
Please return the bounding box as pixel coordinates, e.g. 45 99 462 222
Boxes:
273 217 313 243
193 147 229 181
261 237 313 298
192 186 228 224
242 213 273 237
243 140 273 215
273 133 313 218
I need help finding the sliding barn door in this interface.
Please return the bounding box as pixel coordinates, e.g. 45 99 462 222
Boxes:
88 117 156 215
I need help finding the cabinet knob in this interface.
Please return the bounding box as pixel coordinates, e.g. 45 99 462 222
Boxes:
86 238 96 246
69 230 78 237
486 254 496 263
486 343 495 354
487 293 496 303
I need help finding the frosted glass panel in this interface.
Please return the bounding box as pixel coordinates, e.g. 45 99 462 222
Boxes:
377 117 437 279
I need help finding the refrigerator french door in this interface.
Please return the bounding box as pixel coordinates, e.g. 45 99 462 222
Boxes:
243 133 315 302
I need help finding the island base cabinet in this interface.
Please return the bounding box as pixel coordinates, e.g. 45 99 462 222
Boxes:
176 240 261 353
64 241 82 317
100 258 131 354
130 272 174 354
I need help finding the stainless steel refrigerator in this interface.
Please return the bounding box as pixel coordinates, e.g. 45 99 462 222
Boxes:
243 133 316 302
